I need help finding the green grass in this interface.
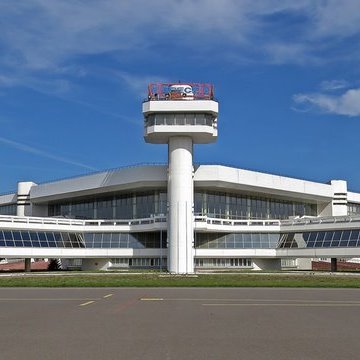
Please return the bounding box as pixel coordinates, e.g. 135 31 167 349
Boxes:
0 273 359 287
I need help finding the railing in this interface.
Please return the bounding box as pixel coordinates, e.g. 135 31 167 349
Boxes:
4 214 360 230
146 83 214 101
0 190 17 197
0 215 167 227
0 214 280 229
281 215 360 227
194 216 280 227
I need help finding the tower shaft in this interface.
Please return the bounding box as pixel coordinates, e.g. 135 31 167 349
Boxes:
168 136 194 273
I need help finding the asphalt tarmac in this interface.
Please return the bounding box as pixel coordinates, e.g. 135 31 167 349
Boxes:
0 287 359 360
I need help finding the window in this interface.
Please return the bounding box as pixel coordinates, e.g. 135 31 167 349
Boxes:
194 232 280 249
348 203 360 215
194 258 252 268
0 203 16 215
194 190 316 220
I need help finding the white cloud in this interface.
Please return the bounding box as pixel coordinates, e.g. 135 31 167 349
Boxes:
320 80 349 91
116 71 168 97
311 1 360 39
0 1 360 70
293 88 360 117
264 43 317 65
1 0 360 93
0 137 97 170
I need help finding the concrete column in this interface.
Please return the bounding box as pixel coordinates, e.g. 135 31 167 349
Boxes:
331 180 348 216
17 182 36 217
24 258 31 272
168 136 194 274
331 258 338 272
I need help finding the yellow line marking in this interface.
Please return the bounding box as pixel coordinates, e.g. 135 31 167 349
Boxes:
140 298 164 301
202 303 360 307
79 301 95 307
103 294 113 298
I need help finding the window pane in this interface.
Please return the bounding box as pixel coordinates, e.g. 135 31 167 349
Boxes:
349 230 359 246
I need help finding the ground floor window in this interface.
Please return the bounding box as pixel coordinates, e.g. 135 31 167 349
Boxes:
281 258 297 268
194 258 252 268
110 257 167 269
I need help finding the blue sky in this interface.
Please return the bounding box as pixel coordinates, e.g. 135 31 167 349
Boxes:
1 0 360 192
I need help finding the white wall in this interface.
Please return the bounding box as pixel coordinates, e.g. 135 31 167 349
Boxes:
331 180 348 216
81 258 110 271
252 258 282 271
296 258 312 270
17 182 37 216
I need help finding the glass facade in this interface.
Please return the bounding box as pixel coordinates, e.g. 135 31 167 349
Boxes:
0 230 84 248
145 113 215 127
195 232 280 249
194 191 317 220
83 231 167 249
49 190 317 221
0 230 167 249
2 228 360 249
348 202 360 216
0 203 17 215
49 191 167 219
278 229 360 248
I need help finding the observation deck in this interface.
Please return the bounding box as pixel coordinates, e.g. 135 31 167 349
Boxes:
143 83 218 144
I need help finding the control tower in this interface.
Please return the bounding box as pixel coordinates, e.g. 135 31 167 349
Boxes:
143 83 219 273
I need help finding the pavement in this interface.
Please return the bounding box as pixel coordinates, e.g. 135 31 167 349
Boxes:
0 287 359 360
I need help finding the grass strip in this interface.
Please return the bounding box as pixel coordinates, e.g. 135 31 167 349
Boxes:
0 274 359 287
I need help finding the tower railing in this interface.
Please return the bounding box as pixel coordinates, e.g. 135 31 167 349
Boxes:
146 83 214 101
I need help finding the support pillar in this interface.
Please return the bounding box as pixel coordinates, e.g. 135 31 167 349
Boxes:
168 136 194 274
331 258 337 272
17 181 36 217
330 180 348 216
24 258 31 272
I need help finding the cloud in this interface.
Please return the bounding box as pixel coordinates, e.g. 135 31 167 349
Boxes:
264 43 317 65
320 80 349 91
0 75 18 87
2 0 360 112
311 1 360 39
116 71 168 97
1 0 360 78
0 136 97 170
293 88 360 117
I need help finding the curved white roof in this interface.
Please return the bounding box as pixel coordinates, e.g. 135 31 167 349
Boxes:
27 164 341 204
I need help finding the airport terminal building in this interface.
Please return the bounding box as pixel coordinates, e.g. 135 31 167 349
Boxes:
1 83 360 273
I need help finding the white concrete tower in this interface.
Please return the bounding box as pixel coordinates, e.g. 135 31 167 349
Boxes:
143 83 218 273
